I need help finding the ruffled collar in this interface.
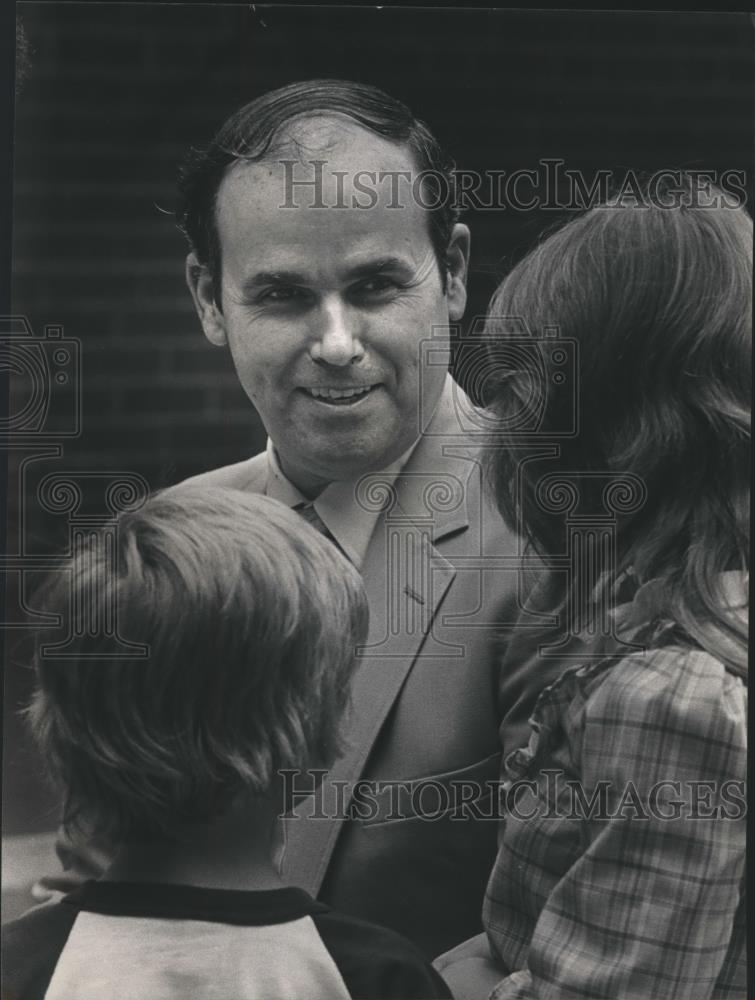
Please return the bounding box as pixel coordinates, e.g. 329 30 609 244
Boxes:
505 570 748 780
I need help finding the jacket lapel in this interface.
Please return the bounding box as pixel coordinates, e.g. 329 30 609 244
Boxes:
281 380 476 895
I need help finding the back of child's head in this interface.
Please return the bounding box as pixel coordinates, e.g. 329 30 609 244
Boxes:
28 485 369 846
482 175 750 668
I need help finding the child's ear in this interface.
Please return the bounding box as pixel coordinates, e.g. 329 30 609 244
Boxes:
185 253 227 347
270 815 286 876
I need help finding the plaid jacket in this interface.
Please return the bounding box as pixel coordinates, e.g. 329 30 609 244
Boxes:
483 579 747 999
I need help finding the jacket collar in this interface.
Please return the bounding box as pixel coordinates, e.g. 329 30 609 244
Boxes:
355 374 477 545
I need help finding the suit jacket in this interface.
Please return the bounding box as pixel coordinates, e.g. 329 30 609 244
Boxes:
43 380 556 960
181 379 539 957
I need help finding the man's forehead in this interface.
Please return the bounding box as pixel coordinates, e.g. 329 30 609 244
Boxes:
219 215 437 286
216 118 421 212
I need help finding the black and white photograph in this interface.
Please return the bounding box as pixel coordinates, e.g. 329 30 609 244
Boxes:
2 5 751 998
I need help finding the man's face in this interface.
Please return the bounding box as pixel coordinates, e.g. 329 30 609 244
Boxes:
188 118 469 496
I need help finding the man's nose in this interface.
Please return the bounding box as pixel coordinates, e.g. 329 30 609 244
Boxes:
309 298 365 367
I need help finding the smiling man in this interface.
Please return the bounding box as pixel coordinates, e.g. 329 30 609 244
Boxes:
178 80 533 961
187 113 465 500
44 80 545 962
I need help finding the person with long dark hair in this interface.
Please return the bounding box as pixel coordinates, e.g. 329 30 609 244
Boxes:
438 178 748 999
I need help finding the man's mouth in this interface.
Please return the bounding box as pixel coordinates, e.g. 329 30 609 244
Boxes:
301 384 378 406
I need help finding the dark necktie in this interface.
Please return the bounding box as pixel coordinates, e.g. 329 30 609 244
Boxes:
293 501 345 556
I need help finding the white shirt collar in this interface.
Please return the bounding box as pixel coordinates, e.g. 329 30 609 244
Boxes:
265 436 420 569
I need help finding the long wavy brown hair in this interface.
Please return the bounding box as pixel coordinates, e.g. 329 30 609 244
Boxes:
483 178 750 672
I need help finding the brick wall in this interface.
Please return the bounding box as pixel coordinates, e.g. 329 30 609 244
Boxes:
4 5 753 833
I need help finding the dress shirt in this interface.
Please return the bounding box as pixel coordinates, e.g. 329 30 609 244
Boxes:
482 573 748 999
265 437 420 569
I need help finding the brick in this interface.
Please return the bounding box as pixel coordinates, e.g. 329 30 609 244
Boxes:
7 1 753 834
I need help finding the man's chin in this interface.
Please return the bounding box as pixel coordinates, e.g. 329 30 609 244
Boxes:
307 447 398 481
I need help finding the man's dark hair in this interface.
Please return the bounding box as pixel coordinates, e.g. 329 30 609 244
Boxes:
176 78 459 304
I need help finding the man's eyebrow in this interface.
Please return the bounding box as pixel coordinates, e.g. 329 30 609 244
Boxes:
241 257 414 292
241 270 308 290
345 256 414 280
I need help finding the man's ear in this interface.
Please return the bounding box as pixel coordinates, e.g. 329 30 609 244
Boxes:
185 253 227 346
445 223 470 322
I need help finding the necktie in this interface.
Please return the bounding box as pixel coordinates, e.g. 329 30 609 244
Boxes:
293 501 345 556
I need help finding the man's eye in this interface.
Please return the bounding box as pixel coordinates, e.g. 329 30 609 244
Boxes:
258 287 302 304
355 276 400 297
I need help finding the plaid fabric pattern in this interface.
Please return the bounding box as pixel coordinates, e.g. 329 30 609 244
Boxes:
483 610 747 999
